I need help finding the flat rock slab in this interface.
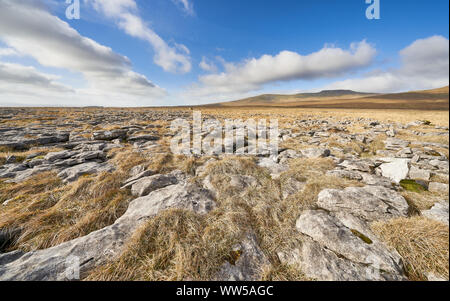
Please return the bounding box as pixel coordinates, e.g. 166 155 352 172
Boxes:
300 148 330 158
4 165 55 183
127 135 159 142
57 162 115 183
92 130 127 141
295 237 404 281
337 159 375 173
428 182 449 193
121 169 156 189
45 150 75 162
0 183 215 281
131 174 178 197
422 202 449 225
408 165 431 181
327 169 363 181
378 158 410 184
295 210 406 281
384 138 410 150
317 186 409 222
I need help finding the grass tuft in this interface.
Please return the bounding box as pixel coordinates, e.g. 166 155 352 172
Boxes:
372 217 449 281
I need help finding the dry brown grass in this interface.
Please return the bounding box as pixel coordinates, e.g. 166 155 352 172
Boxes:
12 172 132 251
87 156 363 280
286 157 336 177
199 107 449 127
431 173 450 184
0 172 65 230
364 134 387 156
372 217 449 281
1 106 448 280
87 157 282 280
0 144 218 253
0 148 149 251
323 137 364 156
280 138 310 153
401 191 448 211
397 130 449 146
261 263 308 281
86 209 243 280
136 151 214 176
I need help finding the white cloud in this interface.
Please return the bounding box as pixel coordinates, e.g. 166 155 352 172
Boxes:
188 40 376 98
400 35 449 79
87 0 192 73
0 47 19 57
199 57 218 72
172 0 195 16
0 61 73 93
0 0 166 105
323 36 449 93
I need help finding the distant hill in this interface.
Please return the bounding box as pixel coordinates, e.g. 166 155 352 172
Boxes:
208 86 449 110
293 90 375 98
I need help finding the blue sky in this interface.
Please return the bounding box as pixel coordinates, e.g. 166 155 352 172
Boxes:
0 0 448 106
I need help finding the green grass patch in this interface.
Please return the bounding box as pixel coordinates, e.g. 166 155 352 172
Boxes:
400 179 427 193
350 229 373 244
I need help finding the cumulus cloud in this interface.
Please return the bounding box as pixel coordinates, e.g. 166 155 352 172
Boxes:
172 0 194 16
0 0 166 104
323 36 449 93
87 0 192 73
189 40 376 97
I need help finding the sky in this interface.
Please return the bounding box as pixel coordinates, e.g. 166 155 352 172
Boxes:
0 0 448 107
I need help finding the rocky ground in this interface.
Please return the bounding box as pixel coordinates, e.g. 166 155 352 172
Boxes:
0 107 448 281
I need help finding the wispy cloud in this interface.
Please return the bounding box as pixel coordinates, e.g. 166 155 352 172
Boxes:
0 0 166 106
199 57 218 73
0 47 19 57
172 0 195 16
87 0 192 73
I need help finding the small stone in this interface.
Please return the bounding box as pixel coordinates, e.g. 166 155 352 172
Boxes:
379 158 410 184
408 165 431 181
422 202 449 225
300 148 331 158
428 182 449 193
5 155 17 164
215 233 269 281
